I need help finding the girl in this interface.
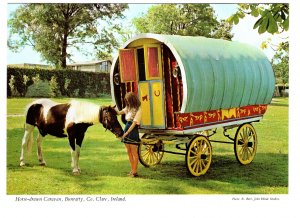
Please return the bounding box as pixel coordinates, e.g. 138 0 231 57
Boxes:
117 92 142 177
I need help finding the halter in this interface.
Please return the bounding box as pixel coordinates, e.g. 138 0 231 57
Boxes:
99 107 120 137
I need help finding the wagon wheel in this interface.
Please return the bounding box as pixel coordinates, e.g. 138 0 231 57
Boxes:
138 139 164 167
234 123 257 165
186 135 212 176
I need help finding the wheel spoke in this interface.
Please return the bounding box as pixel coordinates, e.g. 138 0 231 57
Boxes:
247 130 252 140
192 159 198 172
190 149 198 156
200 160 205 170
247 147 253 157
245 148 249 161
189 156 198 166
145 152 151 163
195 141 200 153
197 159 201 173
153 152 159 163
142 150 150 158
202 143 208 153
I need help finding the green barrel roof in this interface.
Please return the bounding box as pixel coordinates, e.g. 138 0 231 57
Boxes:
120 34 275 113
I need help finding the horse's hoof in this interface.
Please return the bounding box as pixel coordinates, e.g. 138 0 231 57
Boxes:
72 169 80 176
39 162 46 166
20 162 25 167
73 171 80 176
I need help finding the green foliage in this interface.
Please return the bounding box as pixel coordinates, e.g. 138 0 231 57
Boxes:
272 41 289 84
49 76 61 97
8 3 128 68
227 3 289 34
8 75 16 96
132 4 234 40
7 67 110 98
25 80 52 98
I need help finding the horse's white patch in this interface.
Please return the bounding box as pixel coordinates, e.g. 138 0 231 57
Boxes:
26 98 59 123
71 144 81 174
65 100 101 127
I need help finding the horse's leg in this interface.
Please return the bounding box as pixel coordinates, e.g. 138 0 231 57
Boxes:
75 132 85 173
20 124 34 166
67 123 89 175
68 135 80 175
67 123 80 175
36 132 46 166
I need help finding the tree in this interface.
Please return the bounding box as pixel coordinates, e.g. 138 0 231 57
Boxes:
8 3 128 68
227 3 289 34
132 4 233 40
272 41 289 84
228 4 289 84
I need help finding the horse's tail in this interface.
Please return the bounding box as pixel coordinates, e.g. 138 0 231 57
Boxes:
23 101 38 155
25 124 34 154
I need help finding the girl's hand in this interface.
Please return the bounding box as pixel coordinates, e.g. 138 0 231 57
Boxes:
122 133 128 140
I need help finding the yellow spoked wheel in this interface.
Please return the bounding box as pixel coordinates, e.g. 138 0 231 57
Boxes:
234 123 257 165
186 135 212 176
138 140 164 167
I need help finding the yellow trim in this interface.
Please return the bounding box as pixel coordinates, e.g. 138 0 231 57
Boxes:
151 81 165 127
144 44 162 80
139 82 151 126
127 38 160 48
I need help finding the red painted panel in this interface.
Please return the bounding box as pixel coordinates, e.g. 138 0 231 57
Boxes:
175 113 190 129
119 49 136 82
174 105 268 130
147 47 159 78
190 112 204 126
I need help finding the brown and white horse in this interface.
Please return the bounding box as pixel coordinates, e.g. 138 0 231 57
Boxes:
20 99 123 175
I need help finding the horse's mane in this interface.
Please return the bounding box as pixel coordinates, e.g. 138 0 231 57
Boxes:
67 100 101 125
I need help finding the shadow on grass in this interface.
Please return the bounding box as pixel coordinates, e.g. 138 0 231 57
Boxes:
139 153 288 194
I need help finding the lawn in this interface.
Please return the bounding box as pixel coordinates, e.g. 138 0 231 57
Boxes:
6 97 288 194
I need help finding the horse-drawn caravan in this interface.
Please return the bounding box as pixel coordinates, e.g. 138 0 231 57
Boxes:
111 33 275 176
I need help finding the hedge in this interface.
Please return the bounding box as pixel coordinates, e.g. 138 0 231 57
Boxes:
7 67 111 98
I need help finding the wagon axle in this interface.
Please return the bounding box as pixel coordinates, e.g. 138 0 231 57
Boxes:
238 140 253 147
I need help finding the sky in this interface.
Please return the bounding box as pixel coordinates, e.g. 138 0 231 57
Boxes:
6 3 288 65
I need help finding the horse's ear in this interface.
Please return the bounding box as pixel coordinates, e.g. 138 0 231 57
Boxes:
112 105 117 109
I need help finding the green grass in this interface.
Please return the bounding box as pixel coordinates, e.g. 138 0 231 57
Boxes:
6 97 288 194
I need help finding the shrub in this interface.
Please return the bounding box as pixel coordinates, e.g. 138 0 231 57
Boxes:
25 80 52 97
7 67 111 98
49 76 61 97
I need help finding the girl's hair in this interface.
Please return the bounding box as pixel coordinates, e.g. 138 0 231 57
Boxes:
124 92 141 109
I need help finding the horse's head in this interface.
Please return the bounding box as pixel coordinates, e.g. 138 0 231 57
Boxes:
100 105 124 138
